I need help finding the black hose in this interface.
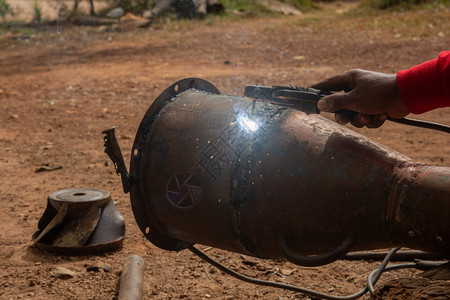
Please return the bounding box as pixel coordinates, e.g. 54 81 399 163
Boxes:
335 109 450 133
387 117 450 133
343 250 447 261
188 246 433 300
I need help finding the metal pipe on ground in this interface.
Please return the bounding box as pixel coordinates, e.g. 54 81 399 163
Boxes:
118 255 145 300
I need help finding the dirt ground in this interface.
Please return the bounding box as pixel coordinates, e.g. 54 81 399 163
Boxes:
1 3 449 299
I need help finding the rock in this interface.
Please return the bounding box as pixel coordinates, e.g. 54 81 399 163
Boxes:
106 7 124 19
207 0 224 14
240 255 258 266
280 268 295 276
35 164 63 172
259 0 302 16
86 263 112 273
120 12 147 22
142 10 152 19
51 267 77 279
72 16 118 26
422 262 450 280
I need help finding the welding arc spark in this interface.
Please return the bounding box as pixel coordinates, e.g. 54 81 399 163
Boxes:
237 114 260 133
234 102 264 133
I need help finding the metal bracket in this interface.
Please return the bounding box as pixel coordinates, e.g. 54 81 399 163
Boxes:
102 126 133 194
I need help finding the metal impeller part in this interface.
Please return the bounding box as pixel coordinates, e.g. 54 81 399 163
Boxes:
33 188 125 254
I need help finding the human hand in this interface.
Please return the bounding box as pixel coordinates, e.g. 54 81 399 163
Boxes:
310 69 410 128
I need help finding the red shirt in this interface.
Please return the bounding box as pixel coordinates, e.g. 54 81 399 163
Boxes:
397 51 450 114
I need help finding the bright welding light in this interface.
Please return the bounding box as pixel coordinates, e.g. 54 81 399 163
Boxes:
237 114 260 133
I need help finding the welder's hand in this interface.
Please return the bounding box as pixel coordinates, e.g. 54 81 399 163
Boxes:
310 69 410 128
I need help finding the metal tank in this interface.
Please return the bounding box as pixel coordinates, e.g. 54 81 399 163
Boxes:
103 78 449 266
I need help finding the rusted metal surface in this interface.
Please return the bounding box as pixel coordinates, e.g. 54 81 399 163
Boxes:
104 78 449 265
33 188 125 254
118 255 145 300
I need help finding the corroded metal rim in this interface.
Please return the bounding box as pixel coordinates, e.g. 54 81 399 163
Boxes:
129 78 220 251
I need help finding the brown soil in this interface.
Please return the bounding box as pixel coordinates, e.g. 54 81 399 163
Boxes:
1 4 449 299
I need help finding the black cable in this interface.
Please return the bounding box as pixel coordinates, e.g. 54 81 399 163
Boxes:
367 262 416 294
366 248 400 293
414 260 450 271
334 111 450 133
387 117 450 133
343 250 446 261
189 246 425 300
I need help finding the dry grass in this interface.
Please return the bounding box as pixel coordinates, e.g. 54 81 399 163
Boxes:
264 1 449 40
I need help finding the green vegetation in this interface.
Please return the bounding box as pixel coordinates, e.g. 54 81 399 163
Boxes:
218 0 448 14
0 23 34 35
218 0 272 15
264 0 449 42
218 0 317 15
361 0 449 10
98 0 318 19
33 0 42 23
0 0 13 22
97 0 157 16
112 0 156 15
280 0 318 12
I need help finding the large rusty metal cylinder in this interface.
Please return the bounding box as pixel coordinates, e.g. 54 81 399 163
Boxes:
104 78 449 265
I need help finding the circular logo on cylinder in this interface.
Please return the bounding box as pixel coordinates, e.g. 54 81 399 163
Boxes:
167 173 202 208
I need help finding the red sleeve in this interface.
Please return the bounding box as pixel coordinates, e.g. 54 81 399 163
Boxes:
396 51 450 114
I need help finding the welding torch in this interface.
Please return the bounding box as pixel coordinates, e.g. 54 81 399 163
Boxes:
243 85 450 133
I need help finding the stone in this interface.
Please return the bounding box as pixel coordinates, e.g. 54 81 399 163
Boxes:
51 267 77 279
106 7 124 19
86 263 112 273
